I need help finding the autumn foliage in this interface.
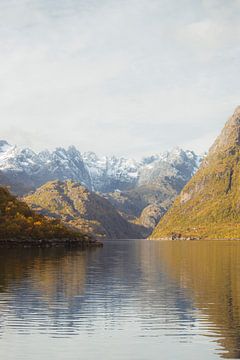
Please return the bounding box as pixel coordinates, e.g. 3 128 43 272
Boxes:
0 186 84 240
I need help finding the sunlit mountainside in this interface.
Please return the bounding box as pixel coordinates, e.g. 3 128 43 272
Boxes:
151 106 240 240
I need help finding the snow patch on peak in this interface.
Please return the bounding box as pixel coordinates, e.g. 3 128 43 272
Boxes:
67 145 81 155
0 143 42 174
38 150 51 163
0 140 12 152
0 142 201 194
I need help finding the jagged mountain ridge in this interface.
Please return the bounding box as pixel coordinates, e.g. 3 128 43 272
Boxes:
82 151 139 192
0 140 201 196
0 141 91 193
0 141 202 238
150 106 240 240
103 148 201 235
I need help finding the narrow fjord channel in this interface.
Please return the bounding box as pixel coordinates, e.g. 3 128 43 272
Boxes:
0 240 240 360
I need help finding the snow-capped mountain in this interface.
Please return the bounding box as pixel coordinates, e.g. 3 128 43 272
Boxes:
37 146 91 189
138 148 200 191
0 140 41 175
0 141 91 193
0 140 201 195
82 152 139 192
101 148 203 237
83 148 201 192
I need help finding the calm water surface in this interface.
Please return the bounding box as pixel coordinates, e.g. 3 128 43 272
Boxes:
0 240 240 359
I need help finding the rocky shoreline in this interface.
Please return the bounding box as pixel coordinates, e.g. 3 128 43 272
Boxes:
149 235 240 240
148 232 201 240
149 237 200 241
0 237 103 248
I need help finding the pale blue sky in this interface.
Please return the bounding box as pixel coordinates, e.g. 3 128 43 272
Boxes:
0 0 239 157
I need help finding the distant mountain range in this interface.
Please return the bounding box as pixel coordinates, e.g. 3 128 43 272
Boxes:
0 140 202 238
2 106 240 241
0 140 201 194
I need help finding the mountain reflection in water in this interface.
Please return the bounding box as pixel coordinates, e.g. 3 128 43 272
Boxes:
0 240 239 359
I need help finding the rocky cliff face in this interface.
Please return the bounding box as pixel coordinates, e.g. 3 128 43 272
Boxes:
37 146 92 189
82 152 139 192
208 106 240 156
138 149 199 189
104 149 201 236
24 180 144 240
150 106 240 240
136 204 165 237
0 142 91 194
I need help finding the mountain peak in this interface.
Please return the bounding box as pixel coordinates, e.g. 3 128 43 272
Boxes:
0 140 11 152
0 141 200 195
150 105 240 240
233 105 240 116
24 179 143 240
209 106 240 156
67 145 80 154
0 140 9 146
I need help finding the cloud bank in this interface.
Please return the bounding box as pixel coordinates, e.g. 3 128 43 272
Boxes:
0 0 239 157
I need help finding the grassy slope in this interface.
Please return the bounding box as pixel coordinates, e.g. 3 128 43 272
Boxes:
24 180 144 239
0 186 86 241
151 107 240 239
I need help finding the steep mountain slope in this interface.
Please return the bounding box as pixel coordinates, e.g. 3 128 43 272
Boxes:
138 149 199 188
135 204 165 238
0 186 88 242
0 142 91 194
0 141 40 194
82 152 139 192
151 106 240 240
83 148 200 193
37 147 91 189
24 180 144 240
0 141 201 238
104 149 201 236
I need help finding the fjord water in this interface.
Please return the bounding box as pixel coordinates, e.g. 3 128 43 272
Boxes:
0 241 240 360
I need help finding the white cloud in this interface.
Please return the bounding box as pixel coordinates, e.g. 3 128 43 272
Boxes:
0 0 239 157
